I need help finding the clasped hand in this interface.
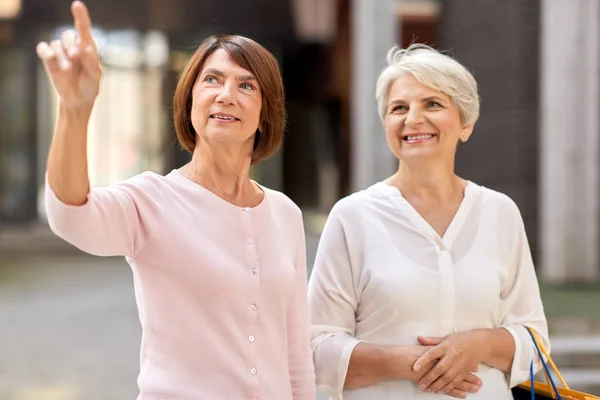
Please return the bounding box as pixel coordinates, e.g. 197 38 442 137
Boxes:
414 331 487 397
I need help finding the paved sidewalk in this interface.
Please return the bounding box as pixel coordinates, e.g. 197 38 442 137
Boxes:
0 255 141 400
1 251 330 400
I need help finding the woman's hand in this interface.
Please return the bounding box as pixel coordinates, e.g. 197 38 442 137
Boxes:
413 332 487 395
36 1 102 110
398 345 482 398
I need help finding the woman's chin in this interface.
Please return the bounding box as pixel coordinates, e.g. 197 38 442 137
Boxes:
397 147 440 162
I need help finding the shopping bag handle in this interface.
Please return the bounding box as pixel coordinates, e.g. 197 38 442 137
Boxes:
526 327 570 389
526 327 563 399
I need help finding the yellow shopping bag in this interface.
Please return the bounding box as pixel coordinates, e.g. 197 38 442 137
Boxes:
511 327 600 400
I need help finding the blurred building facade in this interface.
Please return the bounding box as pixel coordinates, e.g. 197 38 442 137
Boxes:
437 0 600 284
0 0 424 224
0 0 598 284
0 0 299 225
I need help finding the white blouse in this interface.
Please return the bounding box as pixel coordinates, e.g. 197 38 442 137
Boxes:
308 181 549 400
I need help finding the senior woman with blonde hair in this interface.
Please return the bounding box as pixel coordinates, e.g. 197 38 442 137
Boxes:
308 43 549 399
36 1 315 399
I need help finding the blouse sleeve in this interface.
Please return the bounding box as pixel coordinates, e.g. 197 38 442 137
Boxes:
45 172 166 258
308 205 363 399
499 200 550 387
286 208 317 400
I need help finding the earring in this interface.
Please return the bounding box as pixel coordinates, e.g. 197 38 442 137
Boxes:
462 134 468 141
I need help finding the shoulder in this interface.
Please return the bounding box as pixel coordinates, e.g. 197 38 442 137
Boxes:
328 182 389 222
261 187 306 244
115 171 167 192
262 186 302 219
90 171 169 206
474 183 523 222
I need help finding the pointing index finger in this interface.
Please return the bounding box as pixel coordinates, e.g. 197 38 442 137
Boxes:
71 1 94 48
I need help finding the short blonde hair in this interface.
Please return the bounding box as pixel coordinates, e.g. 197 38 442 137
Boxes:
375 44 480 127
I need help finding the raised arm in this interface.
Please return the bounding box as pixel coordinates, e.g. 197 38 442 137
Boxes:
37 2 165 258
37 1 102 205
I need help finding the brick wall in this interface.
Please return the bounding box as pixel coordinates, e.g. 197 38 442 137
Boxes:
438 0 541 259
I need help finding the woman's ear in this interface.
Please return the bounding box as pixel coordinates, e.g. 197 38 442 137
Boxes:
460 124 474 142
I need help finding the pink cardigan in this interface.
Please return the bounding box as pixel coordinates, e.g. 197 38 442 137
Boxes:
45 169 316 400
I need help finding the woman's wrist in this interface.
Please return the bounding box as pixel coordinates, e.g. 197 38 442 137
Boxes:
474 328 514 372
386 345 422 381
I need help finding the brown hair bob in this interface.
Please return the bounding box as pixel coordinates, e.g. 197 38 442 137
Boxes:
173 35 285 164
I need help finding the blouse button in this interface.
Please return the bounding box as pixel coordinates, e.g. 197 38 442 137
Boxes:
247 237 254 244
436 239 446 252
250 303 257 311
244 207 251 213
252 268 258 276
248 335 255 342
250 368 257 375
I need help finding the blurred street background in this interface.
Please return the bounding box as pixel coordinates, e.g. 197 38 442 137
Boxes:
1 0 600 398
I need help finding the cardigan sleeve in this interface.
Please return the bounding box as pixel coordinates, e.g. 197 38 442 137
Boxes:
286 208 317 399
45 172 166 258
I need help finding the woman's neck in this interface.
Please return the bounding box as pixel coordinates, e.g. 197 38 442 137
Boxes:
181 143 262 206
385 160 466 203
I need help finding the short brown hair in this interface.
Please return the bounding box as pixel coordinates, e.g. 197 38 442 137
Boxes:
173 35 285 164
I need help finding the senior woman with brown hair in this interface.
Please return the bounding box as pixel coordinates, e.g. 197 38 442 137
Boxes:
35 1 315 399
308 44 549 399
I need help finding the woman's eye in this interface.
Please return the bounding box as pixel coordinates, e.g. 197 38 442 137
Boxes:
240 82 255 90
205 75 218 83
392 105 406 112
428 101 441 107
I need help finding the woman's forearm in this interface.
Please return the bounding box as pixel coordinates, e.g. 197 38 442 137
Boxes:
345 343 416 389
47 104 92 205
477 328 515 373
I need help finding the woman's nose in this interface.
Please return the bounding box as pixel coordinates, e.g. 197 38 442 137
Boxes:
405 107 425 127
215 81 235 105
